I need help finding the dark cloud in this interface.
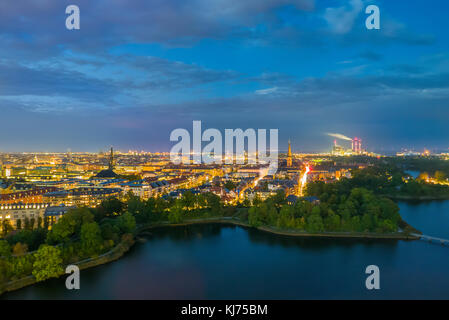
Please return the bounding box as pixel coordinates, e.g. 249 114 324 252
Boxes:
0 0 315 58
0 61 116 100
358 51 383 61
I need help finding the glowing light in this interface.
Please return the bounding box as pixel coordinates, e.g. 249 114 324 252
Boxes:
299 165 310 196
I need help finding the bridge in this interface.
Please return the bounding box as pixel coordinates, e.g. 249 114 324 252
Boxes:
411 233 449 246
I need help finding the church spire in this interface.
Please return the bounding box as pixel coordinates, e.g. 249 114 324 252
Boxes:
108 147 114 170
287 140 292 167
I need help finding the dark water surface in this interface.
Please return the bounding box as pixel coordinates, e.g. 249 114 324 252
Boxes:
3 201 449 299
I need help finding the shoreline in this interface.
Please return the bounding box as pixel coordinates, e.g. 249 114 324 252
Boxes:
137 217 420 240
386 195 449 201
0 217 419 297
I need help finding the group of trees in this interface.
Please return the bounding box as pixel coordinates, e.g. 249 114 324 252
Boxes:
0 191 228 287
245 186 400 234
323 165 449 198
0 196 139 286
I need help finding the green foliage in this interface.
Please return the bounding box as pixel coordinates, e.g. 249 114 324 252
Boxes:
96 197 125 220
435 170 447 182
224 181 237 191
7 228 47 251
12 242 28 256
0 240 11 257
47 208 94 244
246 179 401 234
1 220 13 237
32 245 63 282
117 212 136 234
80 222 103 257
10 255 34 279
168 205 184 224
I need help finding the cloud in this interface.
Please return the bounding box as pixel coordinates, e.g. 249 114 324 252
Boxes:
255 87 278 95
324 0 364 35
358 51 383 61
0 0 316 58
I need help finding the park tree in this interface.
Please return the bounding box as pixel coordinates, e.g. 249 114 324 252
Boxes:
24 217 31 231
97 197 125 220
30 218 35 230
1 220 13 237
306 213 324 233
47 208 94 244
435 170 447 182
43 217 50 231
0 258 10 286
168 205 184 224
224 181 237 191
117 212 136 234
16 219 22 230
37 217 43 229
80 222 103 256
12 242 28 256
32 245 63 282
0 240 11 257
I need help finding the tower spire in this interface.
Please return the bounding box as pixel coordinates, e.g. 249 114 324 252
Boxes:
109 147 114 170
287 140 292 167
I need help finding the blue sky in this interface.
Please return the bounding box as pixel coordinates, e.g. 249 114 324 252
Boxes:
1 0 449 153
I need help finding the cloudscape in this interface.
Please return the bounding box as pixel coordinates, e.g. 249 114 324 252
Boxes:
1 0 448 152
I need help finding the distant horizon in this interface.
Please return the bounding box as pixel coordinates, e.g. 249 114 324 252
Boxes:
0 144 447 155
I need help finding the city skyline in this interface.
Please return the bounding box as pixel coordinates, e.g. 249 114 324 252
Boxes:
1 1 449 152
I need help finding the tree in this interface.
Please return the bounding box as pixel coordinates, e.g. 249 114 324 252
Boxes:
43 217 50 231
306 213 324 233
117 212 136 234
37 217 43 229
12 242 28 256
0 258 10 286
32 245 63 282
47 208 94 244
29 218 36 230
224 181 237 191
435 170 447 182
24 217 31 231
80 222 103 256
97 197 125 220
0 240 11 257
168 205 184 224
1 220 13 237
16 219 22 230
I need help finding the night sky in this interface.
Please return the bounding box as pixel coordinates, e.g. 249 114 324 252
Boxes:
0 0 448 153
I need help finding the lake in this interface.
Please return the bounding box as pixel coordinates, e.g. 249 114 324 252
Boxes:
2 200 449 299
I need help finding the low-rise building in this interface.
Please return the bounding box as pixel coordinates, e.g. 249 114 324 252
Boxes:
0 202 50 229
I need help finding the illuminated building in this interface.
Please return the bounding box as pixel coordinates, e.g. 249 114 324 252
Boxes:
44 204 77 225
0 203 50 229
43 187 122 207
0 187 59 204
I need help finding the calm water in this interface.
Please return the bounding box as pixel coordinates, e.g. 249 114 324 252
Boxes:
3 201 449 299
